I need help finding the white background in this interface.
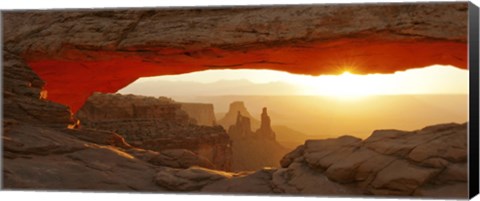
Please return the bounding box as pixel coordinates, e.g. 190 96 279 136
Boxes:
0 0 479 201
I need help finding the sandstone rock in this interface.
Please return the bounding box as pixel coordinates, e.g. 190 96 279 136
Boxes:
180 103 216 126
364 132 420 157
303 136 361 170
3 123 86 157
229 137 289 171
219 101 259 130
226 107 289 171
148 149 215 169
324 148 379 183
228 112 255 139
76 93 190 124
3 51 74 128
254 107 276 140
408 123 467 164
369 160 440 195
280 145 305 168
364 129 410 143
76 92 233 171
413 183 468 198
271 123 468 198
202 168 275 193
354 154 397 183
271 162 356 195
3 3 467 112
62 128 132 149
435 163 468 183
154 166 233 191
305 135 362 153
3 123 164 191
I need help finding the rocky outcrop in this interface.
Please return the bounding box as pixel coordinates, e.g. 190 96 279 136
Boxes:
180 103 216 126
3 51 74 128
255 107 276 140
228 112 255 139
218 101 259 129
153 122 468 198
227 108 288 171
228 107 277 141
76 93 232 171
3 121 165 191
154 166 235 192
2 3 468 112
76 93 192 124
218 101 306 149
278 123 468 197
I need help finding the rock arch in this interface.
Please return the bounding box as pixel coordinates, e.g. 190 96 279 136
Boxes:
3 2 468 112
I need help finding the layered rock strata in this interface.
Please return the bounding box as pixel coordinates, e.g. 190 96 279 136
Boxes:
76 93 232 171
3 51 74 128
3 52 221 190
180 103 216 126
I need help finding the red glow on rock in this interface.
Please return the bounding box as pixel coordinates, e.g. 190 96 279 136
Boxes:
26 38 467 113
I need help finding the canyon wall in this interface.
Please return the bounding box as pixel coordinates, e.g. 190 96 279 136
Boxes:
76 93 232 171
3 51 74 128
3 52 164 191
180 103 216 126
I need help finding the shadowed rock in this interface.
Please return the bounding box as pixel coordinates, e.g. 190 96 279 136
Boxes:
76 92 233 171
277 122 468 197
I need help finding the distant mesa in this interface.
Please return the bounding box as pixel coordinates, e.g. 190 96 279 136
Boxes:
179 103 216 126
217 101 306 149
228 112 254 139
218 101 258 129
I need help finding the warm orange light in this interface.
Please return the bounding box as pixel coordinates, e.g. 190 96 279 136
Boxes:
120 65 468 100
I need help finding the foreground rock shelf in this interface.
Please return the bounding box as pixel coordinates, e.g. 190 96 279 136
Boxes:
4 117 467 198
152 122 467 197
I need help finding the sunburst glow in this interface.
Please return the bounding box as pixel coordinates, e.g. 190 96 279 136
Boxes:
121 65 468 99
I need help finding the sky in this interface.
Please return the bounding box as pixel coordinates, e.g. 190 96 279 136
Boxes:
120 65 468 98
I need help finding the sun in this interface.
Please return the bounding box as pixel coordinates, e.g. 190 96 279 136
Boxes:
297 70 374 100
340 70 353 76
